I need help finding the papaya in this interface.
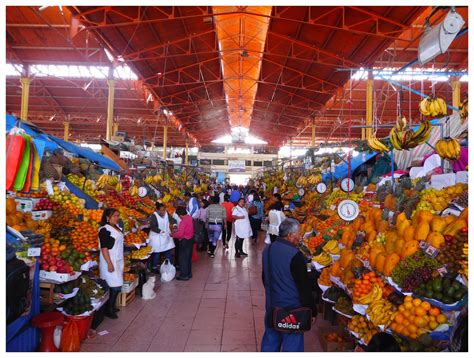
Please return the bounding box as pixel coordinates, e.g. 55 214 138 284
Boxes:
383 253 400 277
403 225 416 242
376 220 389 233
367 230 377 243
397 219 410 238
394 239 406 256
384 194 396 211
396 212 407 227
415 221 430 241
444 215 456 225
6 198 17 216
431 216 448 233
341 230 351 246
460 208 468 220
401 240 419 259
375 252 387 274
369 247 385 268
330 261 341 277
417 210 434 224
427 232 445 249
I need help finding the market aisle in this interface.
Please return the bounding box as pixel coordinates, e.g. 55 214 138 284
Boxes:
81 233 325 352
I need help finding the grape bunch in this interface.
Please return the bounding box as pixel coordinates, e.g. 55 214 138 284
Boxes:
401 267 432 292
392 252 440 287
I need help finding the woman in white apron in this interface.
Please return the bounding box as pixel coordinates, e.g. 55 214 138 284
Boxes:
232 198 252 258
148 203 176 273
98 208 124 319
267 201 286 243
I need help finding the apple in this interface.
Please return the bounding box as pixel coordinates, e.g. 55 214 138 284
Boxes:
48 258 57 266
56 260 65 267
49 265 57 272
41 263 50 271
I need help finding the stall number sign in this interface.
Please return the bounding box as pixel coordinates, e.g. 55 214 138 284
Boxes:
228 160 246 173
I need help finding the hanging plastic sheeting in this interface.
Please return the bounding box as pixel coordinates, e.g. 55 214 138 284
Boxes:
212 6 272 129
322 151 378 182
6 114 57 161
393 113 467 170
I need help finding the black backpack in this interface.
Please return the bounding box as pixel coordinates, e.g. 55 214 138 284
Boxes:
6 255 30 325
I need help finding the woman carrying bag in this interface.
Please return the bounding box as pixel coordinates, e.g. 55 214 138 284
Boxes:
148 203 176 273
232 198 252 258
98 208 124 319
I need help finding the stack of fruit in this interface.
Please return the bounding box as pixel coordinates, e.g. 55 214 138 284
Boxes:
391 253 440 292
303 234 325 254
130 246 152 260
435 138 461 160
390 296 447 339
49 186 85 216
83 209 104 226
67 174 100 198
61 288 93 316
348 315 379 344
70 221 99 251
413 276 467 305
352 272 385 304
33 198 55 211
460 242 468 279
123 273 136 282
366 298 397 328
318 267 333 287
124 230 148 245
313 252 332 267
323 240 341 255
437 230 468 273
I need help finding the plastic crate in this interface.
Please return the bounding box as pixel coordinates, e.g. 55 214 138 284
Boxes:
7 261 40 352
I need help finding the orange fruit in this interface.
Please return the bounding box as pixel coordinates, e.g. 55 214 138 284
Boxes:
404 295 413 302
409 333 418 340
436 314 447 324
429 321 438 330
421 302 431 311
404 302 413 310
402 310 411 319
408 324 418 334
429 307 441 317
403 318 410 326
414 317 427 328
414 307 427 317
395 314 404 324
399 305 406 312
412 298 422 307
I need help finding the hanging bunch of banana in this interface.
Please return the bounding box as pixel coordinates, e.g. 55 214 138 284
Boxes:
296 176 308 187
307 174 322 185
144 174 162 185
419 95 448 117
459 97 468 124
435 138 461 160
115 182 123 192
389 116 432 151
97 174 119 189
367 132 390 153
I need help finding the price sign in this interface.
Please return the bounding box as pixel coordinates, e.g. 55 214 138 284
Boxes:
437 265 449 277
419 241 428 250
28 247 41 257
424 244 439 258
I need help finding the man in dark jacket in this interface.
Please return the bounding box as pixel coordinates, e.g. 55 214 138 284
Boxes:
261 218 317 352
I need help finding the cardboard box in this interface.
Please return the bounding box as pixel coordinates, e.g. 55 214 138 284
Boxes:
318 326 354 352
39 270 81 284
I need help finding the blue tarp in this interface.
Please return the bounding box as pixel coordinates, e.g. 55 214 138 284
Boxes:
322 151 378 182
6 115 121 171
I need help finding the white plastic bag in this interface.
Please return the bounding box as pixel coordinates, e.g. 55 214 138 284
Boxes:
160 258 176 283
264 232 271 244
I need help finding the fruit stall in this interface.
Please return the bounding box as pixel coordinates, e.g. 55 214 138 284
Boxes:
260 143 468 352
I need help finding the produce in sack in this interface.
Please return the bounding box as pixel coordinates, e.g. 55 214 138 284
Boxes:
419 96 448 117
390 296 447 339
435 138 461 160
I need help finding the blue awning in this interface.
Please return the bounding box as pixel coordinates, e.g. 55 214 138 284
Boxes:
6 115 121 171
322 151 378 182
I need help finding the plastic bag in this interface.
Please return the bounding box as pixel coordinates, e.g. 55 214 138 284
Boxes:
264 232 271 245
60 319 81 352
160 258 176 283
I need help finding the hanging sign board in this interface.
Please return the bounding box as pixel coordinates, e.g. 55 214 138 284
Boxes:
228 160 246 173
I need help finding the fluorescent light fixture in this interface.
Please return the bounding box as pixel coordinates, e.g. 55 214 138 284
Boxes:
212 135 232 144
231 126 249 133
157 72 162 76
351 67 467 83
163 109 169 116
104 48 115 62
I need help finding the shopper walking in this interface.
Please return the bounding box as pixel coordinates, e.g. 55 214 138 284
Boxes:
232 198 252 258
249 193 264 244
197 199 209 251
185 192 201 250
261 218 317 352
267 202 286 243
148 203 176 273
98 208 124 319
221 194 234 250
172 207 195 281
206 195 227 258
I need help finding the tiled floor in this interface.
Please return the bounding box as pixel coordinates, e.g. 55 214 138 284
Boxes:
81 234 326 352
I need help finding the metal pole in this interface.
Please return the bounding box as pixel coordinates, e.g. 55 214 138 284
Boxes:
113 122 119 136
63 121 70 141
106 78 116 140
20 76 31 121
185 140 189 165
163 125 168 160
452 78 461 110
365 71 374 140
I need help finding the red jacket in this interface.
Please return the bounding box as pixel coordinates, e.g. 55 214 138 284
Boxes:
172 214 194 240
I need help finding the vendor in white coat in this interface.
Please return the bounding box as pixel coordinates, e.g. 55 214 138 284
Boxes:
232 198 252 258
148 202 176 273
267 201 286 243
98 208 124 319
